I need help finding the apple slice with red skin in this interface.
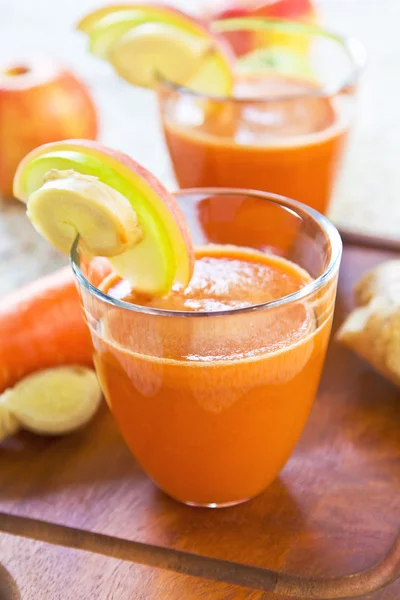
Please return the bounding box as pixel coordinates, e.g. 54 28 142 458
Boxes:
86 7 208 59
14 140 194 296
211 0 315 56
211 6 254 56
78 4 234 95
252 1 316 56
253 0 314 19
210 0 314 20
107 22 216 89
77 3 209 35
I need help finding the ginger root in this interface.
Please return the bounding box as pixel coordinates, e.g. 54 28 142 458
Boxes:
336 260 400 386
0 366 102 441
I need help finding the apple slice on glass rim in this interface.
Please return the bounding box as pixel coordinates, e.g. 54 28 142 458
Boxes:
13 140 194 297
81 7 205 59
77 4 234 96
204 0 316 57
236 45 315 80
77 3 204 36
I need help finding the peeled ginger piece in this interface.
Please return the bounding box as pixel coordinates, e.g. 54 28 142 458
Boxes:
28 169 142 256
0 366 102 440
336 260 400 386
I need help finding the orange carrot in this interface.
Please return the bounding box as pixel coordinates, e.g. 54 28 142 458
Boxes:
0 261 111 393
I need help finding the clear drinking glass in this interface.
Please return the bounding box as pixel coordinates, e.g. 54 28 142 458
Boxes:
158 19 365 215
72 189 342 507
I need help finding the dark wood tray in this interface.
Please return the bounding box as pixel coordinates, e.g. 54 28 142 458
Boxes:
1 242 400 600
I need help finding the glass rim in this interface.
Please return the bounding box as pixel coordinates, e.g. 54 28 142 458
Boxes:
156 17 366 104
71 188 342 319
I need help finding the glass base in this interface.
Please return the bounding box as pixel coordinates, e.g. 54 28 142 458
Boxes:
181 497 253 508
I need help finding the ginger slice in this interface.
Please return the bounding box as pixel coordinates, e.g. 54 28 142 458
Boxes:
0 366 102 441
28 169 142 256
336 260 400 386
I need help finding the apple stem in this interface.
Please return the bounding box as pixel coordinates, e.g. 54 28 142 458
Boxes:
3 66 30 77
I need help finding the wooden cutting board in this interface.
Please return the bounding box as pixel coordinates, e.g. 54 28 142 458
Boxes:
0 242 399 599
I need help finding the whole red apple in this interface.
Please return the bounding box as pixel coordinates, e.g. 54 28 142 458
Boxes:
0 57 98 197
207 0 316 56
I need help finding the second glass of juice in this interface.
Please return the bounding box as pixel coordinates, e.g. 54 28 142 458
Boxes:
73 190 341 507
158 19 364 215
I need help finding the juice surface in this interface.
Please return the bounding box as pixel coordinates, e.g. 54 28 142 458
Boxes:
107 245 311 312
93 246 334 505
162 73 349 214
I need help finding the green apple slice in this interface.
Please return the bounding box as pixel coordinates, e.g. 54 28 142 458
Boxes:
89 10 150 59
109 22 214 88
13 140 194 296
77 4 203 37
187 50 234 96
79 5 234 95
237 46 315 80
87 8 203 59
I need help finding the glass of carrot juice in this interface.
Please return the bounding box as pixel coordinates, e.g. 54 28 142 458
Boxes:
72 189 341 507
158 19 365 215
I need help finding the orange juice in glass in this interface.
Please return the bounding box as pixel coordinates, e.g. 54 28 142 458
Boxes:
73 189 341 507
159 19 364 214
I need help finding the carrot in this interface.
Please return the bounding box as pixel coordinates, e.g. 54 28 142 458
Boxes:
0 259 112 393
